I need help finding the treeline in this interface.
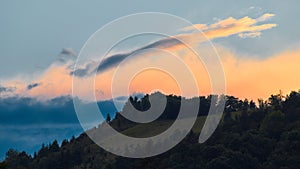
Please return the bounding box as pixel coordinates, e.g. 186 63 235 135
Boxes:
1 91 300 169
127 92 257 118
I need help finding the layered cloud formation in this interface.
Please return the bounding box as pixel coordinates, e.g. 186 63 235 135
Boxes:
183 13 276 39
2 13 297 102
70 13 277 77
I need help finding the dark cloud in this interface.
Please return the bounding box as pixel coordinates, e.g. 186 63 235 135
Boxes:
96 37 181 73
0 95 118 127
0 85 15 93
70 61 97 77
72 37 182 77
60 48 77 57
58 48 77 63
27 83 41 90
70 68 89 77
97 52 132 73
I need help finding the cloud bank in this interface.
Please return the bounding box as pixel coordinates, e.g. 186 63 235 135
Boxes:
0 95 120 159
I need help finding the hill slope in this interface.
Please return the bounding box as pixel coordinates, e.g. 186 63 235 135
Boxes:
2 91 300 169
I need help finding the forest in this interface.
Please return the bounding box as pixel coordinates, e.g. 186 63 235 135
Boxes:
1 90 300 169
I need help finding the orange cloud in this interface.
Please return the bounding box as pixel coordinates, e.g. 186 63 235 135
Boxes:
158 14 277 55
94 49 204 100
28 63 73 98
218 47 300 101
4 46 299 103
181 13 277 41
93 46 300 102
2 63 73 99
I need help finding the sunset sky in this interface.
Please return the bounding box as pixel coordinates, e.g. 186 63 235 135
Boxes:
1 1 300 101
1 0 300 159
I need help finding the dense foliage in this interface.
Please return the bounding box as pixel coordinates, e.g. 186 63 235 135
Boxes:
1 91 300 169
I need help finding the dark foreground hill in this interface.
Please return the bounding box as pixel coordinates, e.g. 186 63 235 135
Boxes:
1 91 300 169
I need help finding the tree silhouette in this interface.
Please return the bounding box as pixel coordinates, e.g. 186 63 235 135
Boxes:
3 91 300 169
106 113 111 123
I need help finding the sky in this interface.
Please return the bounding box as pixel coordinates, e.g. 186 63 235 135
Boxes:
1 0 300 159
